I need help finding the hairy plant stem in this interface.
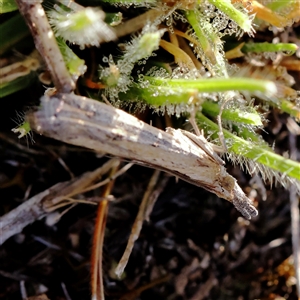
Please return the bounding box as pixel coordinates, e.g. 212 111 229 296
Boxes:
206 0 253 33
197 112 300 181
145 76 277 95
242 42 298 54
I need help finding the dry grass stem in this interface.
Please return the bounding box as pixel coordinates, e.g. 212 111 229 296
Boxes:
115 8 167 38
0 158 119 245
115 169 162 277
80 162 134 194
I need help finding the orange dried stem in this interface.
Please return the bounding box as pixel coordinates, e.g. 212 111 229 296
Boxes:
91 200 107 299
173 29 200 47
91 163 120 300
281 58 300 71
232 0 288 27
225 42 245 59
168 31 179 47
159 39 196 69
120 274 171 300
177 36 203 70
82 78 106 90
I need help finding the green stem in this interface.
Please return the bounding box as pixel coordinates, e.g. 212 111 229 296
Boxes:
197 112 300 181
266 0 296 12
119 83 197 106
185 9 216 64
231 124 268 146
280 99 300 120
0 0 18 13
201 101 262 125
242 43 298 55
206 0 253 33
56 37 87 78
185 8 229 77
145 76 277 95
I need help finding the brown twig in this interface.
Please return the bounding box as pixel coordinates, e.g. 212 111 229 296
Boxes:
115 170 166 277
15 0 74 93
120 274 171 300
0 158 119 245
27 93 258 219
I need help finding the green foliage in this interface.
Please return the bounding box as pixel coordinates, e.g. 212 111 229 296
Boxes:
197 112 300 191
0 71 37 98
206 0 254 35
201 101 263 126
242 42 298 55
7 0 300 192
0 0 18 13
56 37 87 79
0 13 30 56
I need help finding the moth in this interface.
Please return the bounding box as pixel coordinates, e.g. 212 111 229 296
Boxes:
26 92 258 219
